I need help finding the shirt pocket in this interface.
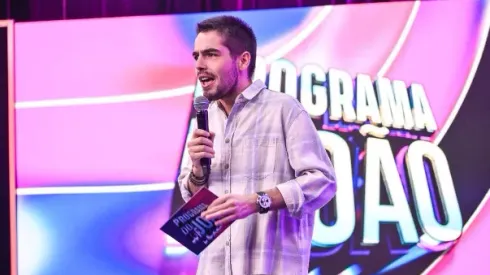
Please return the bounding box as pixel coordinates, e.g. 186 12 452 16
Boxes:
242 136 278 180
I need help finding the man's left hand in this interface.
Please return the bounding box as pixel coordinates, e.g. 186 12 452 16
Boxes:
201 194 258 226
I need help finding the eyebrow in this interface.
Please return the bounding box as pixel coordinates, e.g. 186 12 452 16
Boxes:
192 48 221 58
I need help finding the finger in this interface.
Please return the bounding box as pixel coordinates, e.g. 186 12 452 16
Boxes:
215 214 237 226
204 206 235 221
208 195 230 209
188 145 215 154
189 152 214 160
188 137 213 147
202 200 232 217
192 129 211 139
209 131 216 142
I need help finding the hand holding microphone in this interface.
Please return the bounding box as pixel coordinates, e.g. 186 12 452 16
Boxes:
188 96 215 179
188 129 215 177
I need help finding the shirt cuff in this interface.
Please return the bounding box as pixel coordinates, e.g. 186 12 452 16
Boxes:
276 179 306 219
178 172 193 203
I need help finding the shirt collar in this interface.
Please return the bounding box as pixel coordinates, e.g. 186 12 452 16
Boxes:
210 79 266 110
239 79 266 101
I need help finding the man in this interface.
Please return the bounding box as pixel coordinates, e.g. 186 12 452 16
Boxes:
178 15 336 275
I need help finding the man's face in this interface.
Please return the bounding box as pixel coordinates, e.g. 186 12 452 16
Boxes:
193 30 239 101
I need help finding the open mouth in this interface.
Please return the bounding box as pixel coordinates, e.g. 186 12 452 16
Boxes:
199 75 216 89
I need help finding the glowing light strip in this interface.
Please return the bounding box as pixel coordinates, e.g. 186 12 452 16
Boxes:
419 15 490 272
420 189 490 275
14 7 331 109
264 7 331 63
433 0 490 145
308 267 321 275
377 0 420 77
15 85 195 109
16 181 175 195
165 235 190 255
164 246 188 255
338 264 362 275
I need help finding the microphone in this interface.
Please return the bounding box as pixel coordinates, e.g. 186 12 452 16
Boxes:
193 96 211 178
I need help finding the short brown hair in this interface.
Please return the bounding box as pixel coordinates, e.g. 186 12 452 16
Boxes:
196 15 257 79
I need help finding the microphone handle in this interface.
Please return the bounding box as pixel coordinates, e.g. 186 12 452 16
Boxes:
196 110 211 176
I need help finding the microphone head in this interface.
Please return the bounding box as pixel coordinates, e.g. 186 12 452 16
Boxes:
194 96 210 112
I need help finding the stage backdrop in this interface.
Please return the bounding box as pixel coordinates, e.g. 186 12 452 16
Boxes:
12 1 490 274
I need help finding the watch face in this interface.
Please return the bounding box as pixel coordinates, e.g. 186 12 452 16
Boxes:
258 195 272 208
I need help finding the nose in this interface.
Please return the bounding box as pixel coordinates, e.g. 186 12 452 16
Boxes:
195 55 206 72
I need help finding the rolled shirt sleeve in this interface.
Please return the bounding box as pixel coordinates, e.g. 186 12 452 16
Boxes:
177 147 194 203
276 110 337 218
177 121 198 203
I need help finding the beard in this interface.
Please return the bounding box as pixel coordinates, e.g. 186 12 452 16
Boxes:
204 65 239 101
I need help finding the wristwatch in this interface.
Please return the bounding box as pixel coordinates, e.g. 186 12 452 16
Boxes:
256 192 272 214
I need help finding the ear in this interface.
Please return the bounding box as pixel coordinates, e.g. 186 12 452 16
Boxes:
237 51 251 73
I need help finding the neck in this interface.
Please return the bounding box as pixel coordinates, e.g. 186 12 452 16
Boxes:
218 78 252 115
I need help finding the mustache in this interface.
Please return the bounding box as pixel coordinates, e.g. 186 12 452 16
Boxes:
197 72 216 78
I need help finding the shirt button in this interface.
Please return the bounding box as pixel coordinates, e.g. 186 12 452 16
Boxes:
224 164 229 169
224 190 229 194
226 241 230 246
225 138 230 144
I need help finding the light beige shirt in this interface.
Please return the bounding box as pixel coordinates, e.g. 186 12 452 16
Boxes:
178 79 336 275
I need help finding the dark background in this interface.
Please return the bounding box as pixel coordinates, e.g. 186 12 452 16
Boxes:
0 0 425 22
1 0 488 274
0 25 12 273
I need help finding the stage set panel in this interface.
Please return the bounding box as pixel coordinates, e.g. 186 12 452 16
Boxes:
10 1 490 274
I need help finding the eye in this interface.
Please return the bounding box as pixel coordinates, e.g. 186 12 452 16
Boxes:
205 52 218 58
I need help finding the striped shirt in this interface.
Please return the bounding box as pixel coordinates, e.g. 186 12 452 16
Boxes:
179 79 336 275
